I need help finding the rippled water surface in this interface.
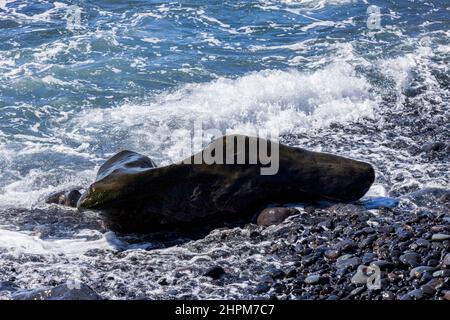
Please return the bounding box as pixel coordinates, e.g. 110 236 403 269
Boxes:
0 0 448 299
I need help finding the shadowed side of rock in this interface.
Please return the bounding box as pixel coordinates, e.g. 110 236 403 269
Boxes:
77 135 375 233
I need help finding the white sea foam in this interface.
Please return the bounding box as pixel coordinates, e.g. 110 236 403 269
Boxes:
70 62 378 164
258 0 354 13
0 228 123 255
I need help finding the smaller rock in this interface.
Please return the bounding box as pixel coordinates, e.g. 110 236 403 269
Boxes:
433 270 450 278
415 238 430 248
430 225 448 233
442 253 450 267
203 266 226 279
381 291 395 300
45 188 82 208
396 227 413 241
409 266 436 279
335 239 357 253
421 278 443 296
304 275 326 285
399 252 421 268
324 249 340 260
370 260 394 271
359 235 376 249
421 284 436 296
427 259 439 267
301 253 320 266
256 207 300 226
336 255 360 269
401 289 424 300
431 233 450 241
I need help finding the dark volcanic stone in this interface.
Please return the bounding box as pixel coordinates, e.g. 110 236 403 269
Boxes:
203 266 226 279
396 227 413 241
324 249 340 260
336 255 360 269
399 252 421 268
256 207 300 226
359 235 377 249
401 289 424 300
409 266 436 279
12 283 102 300
381 291 395 300
304 275 324 285
422 278 443 293
370 260 394 271
335 240 357 253
301 253 321 266
415 238 430 248
77 135 375 233
45 188 82 207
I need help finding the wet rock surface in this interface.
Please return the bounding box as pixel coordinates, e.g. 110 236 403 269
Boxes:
45 188 82 208
1 192 449 300
78 135 375 233
0 87 448 300
256 207 300 226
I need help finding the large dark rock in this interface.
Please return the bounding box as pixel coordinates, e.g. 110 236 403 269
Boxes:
78 135 375 233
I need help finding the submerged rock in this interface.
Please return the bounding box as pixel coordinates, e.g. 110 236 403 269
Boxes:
78 135 375 233
256 207 300 226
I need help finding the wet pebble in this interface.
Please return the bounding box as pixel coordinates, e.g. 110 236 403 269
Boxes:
304 275 322 285
431 234 450 241
399 252 421 268
324 249 340 260
203 266 226 279
336 255 360 269
401 289 424 300
370 260 394 271
409 266 435 279
442 253 450 267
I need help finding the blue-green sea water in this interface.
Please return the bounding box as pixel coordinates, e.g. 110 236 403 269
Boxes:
0 0 448 299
